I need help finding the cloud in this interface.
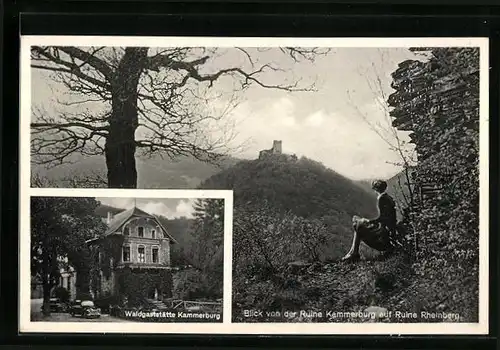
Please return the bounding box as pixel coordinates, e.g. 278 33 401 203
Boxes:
140 199 195 219
98 198 196 219
141 202 173 218
266 97 298 128
281 116 297 127
174 199 196 218
304 110 326 127
230 95 413 180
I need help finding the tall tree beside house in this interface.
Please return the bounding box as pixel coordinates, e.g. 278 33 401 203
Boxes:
388 47 480 319
31 47 329 188
179 199 224 298
31 196 106 316
192 198 224 278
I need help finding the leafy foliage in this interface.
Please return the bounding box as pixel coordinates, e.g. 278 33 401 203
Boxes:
53 286 70 303
161 199 225 300
92 201 224 301
116 268 173 306
175 199 224 299
173 269 222 300
201 153 387 315
31 196 106 314
157 216 195 267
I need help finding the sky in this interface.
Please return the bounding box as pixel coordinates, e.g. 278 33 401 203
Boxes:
97 197 196 219
31 47 420 181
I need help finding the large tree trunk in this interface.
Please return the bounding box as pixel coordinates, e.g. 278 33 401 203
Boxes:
42 281 53 317
105 48 148 188
41 237 53 317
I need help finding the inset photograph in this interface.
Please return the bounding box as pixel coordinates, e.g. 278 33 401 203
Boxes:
30 195 224 323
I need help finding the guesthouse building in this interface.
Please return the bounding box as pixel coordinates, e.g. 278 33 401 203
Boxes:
86 206 178 305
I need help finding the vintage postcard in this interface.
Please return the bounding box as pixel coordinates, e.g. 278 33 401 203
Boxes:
20 36 489 334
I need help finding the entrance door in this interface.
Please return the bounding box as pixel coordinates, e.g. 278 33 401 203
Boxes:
148 287 159 300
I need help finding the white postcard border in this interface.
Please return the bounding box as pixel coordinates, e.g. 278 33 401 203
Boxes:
22 35 485 48
20 36 490 335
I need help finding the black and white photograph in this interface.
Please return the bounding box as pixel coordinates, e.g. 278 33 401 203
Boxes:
28 194 226 324
222 45 488 326
20 36 489 334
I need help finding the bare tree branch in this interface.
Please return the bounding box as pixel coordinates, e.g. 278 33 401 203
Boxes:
31 46 112 89
31 46 329 185
31 109 108 166
347 49 417 209
281 47 331 62
145 48 318 91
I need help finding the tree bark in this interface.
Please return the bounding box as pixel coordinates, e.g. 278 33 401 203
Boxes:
41 236 53 317
42 279 53 317
105 48 148 188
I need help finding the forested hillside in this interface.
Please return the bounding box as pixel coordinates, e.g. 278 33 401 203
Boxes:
200 155 383 263
200 156 378 220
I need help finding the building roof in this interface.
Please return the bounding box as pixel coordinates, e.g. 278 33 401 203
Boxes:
87 206 178 244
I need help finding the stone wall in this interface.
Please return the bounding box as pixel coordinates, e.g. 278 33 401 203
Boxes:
258 140 283 159
387 47 480 320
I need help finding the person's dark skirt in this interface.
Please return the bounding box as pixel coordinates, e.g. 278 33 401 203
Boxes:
352 216 394 252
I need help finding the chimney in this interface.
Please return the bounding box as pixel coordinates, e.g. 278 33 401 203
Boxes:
107 212 113 224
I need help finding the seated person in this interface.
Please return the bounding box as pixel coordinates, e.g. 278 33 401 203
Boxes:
342 179 397 262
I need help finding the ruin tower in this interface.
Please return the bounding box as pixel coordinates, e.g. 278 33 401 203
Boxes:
272 140 282 154
258 140 283 160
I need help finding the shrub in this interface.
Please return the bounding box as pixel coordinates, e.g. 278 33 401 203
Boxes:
53 286 70 303
94 295 120 313
173 269 221 300
75 291 93 301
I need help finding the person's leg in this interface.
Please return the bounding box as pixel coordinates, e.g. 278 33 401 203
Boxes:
342 225 363 261
342 224 392 262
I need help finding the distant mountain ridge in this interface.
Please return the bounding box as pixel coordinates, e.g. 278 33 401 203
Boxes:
354 179 376 194
33 154 241 188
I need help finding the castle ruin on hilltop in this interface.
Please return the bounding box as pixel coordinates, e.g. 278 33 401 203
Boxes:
259 140 282 159
258 140 297 161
